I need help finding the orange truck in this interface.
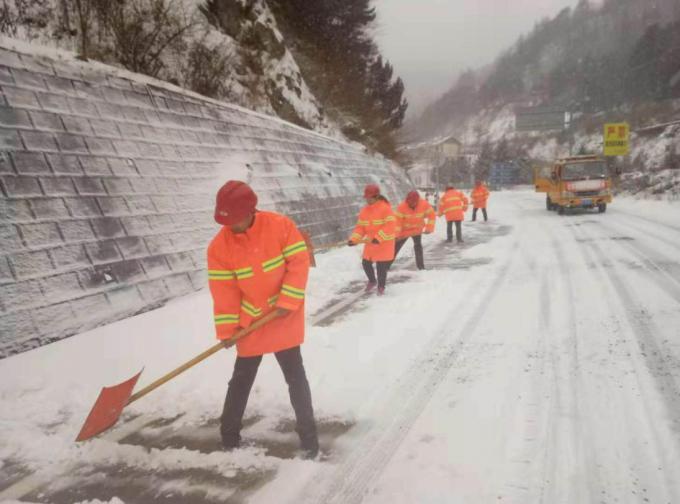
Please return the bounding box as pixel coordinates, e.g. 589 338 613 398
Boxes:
534 155 613 214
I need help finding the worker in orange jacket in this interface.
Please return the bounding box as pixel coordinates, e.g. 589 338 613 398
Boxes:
348 184 396 295
393 190 435 270
438 185 469 243
470 181 490 222
207 181 318 458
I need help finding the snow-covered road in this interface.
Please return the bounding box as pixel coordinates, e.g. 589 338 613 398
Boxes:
1 189 679 504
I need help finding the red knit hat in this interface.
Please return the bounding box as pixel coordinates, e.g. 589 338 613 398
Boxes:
364 184 380 198
214 181 258 225
406 190 420 206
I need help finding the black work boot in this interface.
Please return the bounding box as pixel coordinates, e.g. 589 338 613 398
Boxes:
301 435 319 459
222 432 241 451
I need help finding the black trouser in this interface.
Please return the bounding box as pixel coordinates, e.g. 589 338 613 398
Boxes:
394 234 424 270
446 220 463 242
362 259 390 289
221 345 318 451
472 207 487 221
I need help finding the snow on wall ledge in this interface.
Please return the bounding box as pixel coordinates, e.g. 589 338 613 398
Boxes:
0 43 410 358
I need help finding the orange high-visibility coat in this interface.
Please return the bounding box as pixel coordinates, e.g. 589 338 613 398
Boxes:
471 184 490 209
349 199 396 262
395 199 435 239
438 189 469 222
207 211 309 357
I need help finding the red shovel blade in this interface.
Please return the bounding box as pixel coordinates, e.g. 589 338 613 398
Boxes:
75 369 143 442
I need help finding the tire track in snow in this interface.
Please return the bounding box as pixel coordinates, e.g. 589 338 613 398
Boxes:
502 207 561 503
539 231 599 504
535 262 561 504
501 244 558 503
576 222 680 420
568 218 680 502
516 201 599 502
299 236 522 504
611 208 680 234
608 213 680 253
587 217 680 305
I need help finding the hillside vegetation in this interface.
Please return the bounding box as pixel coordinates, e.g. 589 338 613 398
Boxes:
410 0 680 142
1 0 407 156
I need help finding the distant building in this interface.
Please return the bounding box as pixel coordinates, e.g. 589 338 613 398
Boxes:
401 135 464 190
407 163 432 189
431 135 462 162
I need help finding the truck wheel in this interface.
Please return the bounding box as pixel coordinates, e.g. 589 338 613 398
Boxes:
546 196 552 211
558 205 565 215
598 203 607 213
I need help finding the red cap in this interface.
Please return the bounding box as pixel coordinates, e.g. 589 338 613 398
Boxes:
406 191 420 206
214 181 258 225
364 184 380 198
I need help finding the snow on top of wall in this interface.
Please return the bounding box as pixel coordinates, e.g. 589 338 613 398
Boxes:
0 36 349 147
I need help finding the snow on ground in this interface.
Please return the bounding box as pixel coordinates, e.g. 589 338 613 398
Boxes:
1 190 680 503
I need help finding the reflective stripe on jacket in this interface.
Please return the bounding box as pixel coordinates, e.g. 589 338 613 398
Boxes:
438 189 469 222
471 184 490 209
395 199 435 239
207 211 309 357
350 199 396 262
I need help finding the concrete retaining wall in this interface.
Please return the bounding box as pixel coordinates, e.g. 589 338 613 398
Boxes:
0 44 410 357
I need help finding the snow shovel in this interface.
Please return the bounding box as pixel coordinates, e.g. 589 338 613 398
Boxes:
75 309 282 442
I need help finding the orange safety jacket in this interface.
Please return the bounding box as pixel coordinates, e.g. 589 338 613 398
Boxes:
470 184 490 209
395 199 435 239
349 199 396 262
207 211 309 357
438 189 469 222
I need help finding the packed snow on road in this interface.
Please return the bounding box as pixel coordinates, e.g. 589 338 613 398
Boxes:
1 189 680 503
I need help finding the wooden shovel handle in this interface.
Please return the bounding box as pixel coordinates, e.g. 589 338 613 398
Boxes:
127 309 282 405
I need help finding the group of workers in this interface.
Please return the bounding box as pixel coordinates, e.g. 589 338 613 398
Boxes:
349 181 491 294
206 179 490 460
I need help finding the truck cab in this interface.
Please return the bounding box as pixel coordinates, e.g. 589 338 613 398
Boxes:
534 155 612 214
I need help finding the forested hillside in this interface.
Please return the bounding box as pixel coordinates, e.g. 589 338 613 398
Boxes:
0 0 407 156
410 0 680 141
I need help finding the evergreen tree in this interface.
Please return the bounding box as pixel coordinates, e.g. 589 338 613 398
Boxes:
268 0 407 156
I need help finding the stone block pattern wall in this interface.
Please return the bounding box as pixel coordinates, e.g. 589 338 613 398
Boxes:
0 46 409 357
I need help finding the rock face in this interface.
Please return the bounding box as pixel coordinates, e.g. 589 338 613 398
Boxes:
0 44 410 357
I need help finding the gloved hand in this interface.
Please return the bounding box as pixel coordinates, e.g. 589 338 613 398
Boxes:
371 238 380 245
347 240 356 247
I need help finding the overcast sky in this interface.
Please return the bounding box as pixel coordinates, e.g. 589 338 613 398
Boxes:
373 0 580 117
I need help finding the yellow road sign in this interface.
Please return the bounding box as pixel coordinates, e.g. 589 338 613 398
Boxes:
604 122 629 156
